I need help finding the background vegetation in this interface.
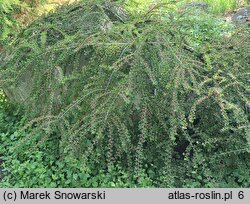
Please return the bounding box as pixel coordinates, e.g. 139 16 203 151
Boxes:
0 0 75 46
0 0 249 187
184 0 249 14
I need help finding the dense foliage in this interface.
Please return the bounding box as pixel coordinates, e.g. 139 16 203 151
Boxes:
0 0 21 45
0 0 48 46
0 0 249 187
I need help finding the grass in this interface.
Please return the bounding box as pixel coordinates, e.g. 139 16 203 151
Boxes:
130 0 250 15
185 0 249 14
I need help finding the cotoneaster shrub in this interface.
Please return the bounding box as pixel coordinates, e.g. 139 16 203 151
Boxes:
0 92 152 188
0 0 249 187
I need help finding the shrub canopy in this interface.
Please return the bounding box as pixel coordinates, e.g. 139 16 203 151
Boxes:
0 0 249 187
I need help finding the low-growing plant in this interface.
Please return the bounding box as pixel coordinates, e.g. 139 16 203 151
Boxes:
0 0 249 187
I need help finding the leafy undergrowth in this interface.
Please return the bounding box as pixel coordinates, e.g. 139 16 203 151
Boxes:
0 0 250 187
0 92 152 188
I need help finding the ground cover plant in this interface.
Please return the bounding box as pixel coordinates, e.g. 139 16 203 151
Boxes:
0 0 249 187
